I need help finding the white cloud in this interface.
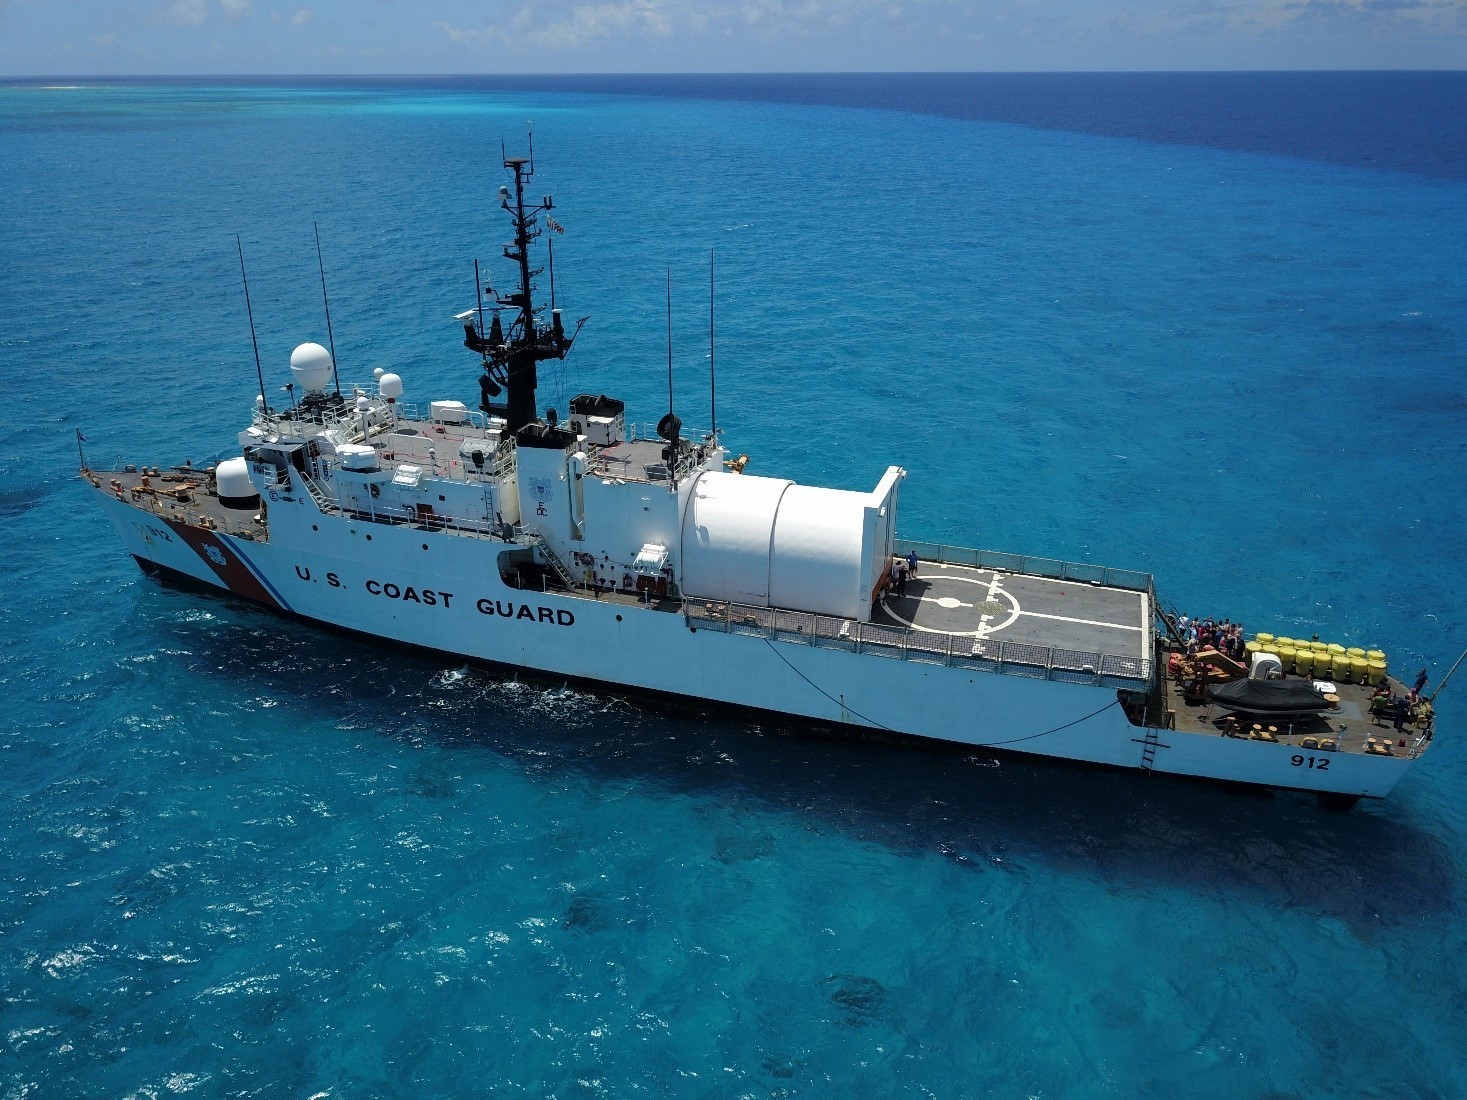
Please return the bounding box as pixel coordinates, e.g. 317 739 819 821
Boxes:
436 0 888 51
219 0 251 20
163 0 208 26
437 1 675 51
1072 0 1467 42
290 5 312 25
427 0 1463 67
536 1 673 47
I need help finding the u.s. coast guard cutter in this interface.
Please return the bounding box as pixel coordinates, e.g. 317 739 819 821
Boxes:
84 146 1437 805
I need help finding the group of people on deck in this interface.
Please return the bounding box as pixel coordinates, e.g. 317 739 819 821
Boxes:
883 551 920 598
1176 614 1247 664
1372 668 1433 733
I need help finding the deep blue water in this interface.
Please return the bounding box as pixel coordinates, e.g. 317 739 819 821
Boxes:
2 74 1466 1096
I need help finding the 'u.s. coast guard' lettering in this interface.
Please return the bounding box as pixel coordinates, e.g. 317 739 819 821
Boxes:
292 563 574 626
476 599 575 626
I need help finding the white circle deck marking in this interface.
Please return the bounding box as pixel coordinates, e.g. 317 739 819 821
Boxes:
881 572 1022 637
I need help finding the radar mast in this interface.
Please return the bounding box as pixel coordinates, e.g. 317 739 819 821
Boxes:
462 136 584 435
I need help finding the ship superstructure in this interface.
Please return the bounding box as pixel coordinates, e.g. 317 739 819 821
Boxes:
84 146 1435 805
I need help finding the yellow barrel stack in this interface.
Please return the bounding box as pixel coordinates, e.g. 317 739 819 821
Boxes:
1366 650 1388 685
1249 632 1389 686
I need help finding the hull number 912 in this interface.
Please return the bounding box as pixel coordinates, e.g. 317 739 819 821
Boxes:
1290 755 1330 770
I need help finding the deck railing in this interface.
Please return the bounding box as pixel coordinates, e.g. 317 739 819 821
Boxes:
93 472 265 541
684 601 1154 688
300 472 522 543
585 423 711 484
893 539 1152 593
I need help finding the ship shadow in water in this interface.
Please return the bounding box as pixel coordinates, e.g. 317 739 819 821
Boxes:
148 592 1453 935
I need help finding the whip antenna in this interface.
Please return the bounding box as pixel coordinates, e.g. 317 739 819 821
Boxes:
236 235 267 412
709 248 716 438
657 268 684 492
313 222 342 396
1430 647 1467 704
473 258 488 356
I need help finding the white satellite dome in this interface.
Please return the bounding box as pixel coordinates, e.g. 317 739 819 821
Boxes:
373 367 385 380
290 342 335 393
379 372 404 400
215 456 257 506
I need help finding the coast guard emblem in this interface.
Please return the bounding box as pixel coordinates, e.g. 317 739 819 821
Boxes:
528 476 554 517
204 544 227 567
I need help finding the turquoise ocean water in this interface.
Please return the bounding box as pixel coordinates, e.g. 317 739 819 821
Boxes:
2 76 1466 1095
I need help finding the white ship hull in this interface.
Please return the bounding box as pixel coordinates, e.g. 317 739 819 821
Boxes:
94 487 1416 800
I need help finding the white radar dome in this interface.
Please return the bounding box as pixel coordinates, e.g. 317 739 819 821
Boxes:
290 342 335 393
215 456 257 506
379 372 404 400
373 367 385 380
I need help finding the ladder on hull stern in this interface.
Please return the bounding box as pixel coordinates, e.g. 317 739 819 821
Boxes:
1134 725 1169 773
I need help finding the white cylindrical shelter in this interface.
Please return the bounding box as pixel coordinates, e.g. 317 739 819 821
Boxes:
680 472 792 608
768 484 870 618
679 471 882 621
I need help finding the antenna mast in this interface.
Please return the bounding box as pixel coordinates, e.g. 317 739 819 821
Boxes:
709 248 716 438
1430 648 1467 704
459 127 585 434
473 258 487 352
313 222 342 396
236 236 267 412
656 267 683 492
666 267 674 419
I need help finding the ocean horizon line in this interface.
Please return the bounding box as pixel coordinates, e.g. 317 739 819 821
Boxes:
6 67 1467 80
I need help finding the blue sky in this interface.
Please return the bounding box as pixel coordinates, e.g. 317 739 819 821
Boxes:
1 0 1463 75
